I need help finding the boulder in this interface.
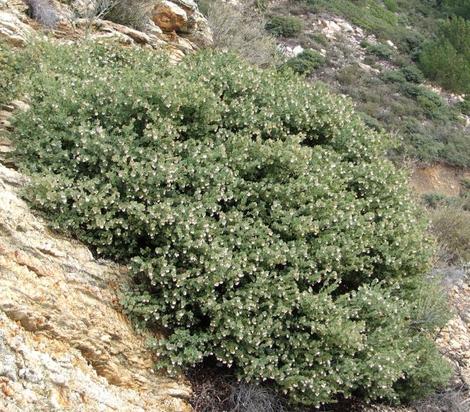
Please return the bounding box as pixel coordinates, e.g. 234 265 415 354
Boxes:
0 10 32 46
152 0 188 33
292 45 304 57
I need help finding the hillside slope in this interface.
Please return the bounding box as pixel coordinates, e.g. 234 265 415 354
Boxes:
265 0 470 169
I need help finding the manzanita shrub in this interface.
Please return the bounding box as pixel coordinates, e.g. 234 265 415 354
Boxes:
10 42 451 407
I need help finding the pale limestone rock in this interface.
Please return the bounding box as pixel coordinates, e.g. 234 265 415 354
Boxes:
292 45 304 56
173 0 198 11
0 9 33 45
358 61 380 74
337 21 354 32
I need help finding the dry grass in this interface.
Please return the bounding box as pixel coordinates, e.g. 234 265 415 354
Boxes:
205 0 282 67
430 206 470 265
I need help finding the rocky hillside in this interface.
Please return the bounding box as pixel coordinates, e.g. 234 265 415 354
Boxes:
266 0 470 169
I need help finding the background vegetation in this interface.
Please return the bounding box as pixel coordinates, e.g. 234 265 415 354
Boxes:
256 0 470 167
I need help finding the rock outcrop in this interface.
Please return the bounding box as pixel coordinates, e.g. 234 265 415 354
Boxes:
437 271 470 389
0 2 33 46
0 0 212 61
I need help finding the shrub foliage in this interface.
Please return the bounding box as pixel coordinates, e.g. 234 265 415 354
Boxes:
10 42 451 407
283 49 325 75
419 17 470 93
265 15 303 37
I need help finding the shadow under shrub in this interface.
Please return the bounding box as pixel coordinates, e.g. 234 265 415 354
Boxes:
9 41 451 408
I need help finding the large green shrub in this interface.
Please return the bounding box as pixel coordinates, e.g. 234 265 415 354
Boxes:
0 42 23 106
10 42 451 407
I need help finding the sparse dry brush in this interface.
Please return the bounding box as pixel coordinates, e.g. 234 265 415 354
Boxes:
430 206 470 265
205 0 281 67
74 0 154 30
23 0 59 28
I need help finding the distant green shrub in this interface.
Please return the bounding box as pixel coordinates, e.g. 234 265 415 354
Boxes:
457 98 470 116
384 0 398 13
9 41 451 408
419 17 470 93
381 69 407 84
442 0 470 19
416 91 445 119
462 177 470 192
401 65 424 83
364 41 395 59
400 83 449 119
422 193 450 209
398 31 425 57
265 15 303 37
311 32 329 46
283 49 325 75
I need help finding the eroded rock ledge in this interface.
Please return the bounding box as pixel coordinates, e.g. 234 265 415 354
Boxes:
0 0 212 61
